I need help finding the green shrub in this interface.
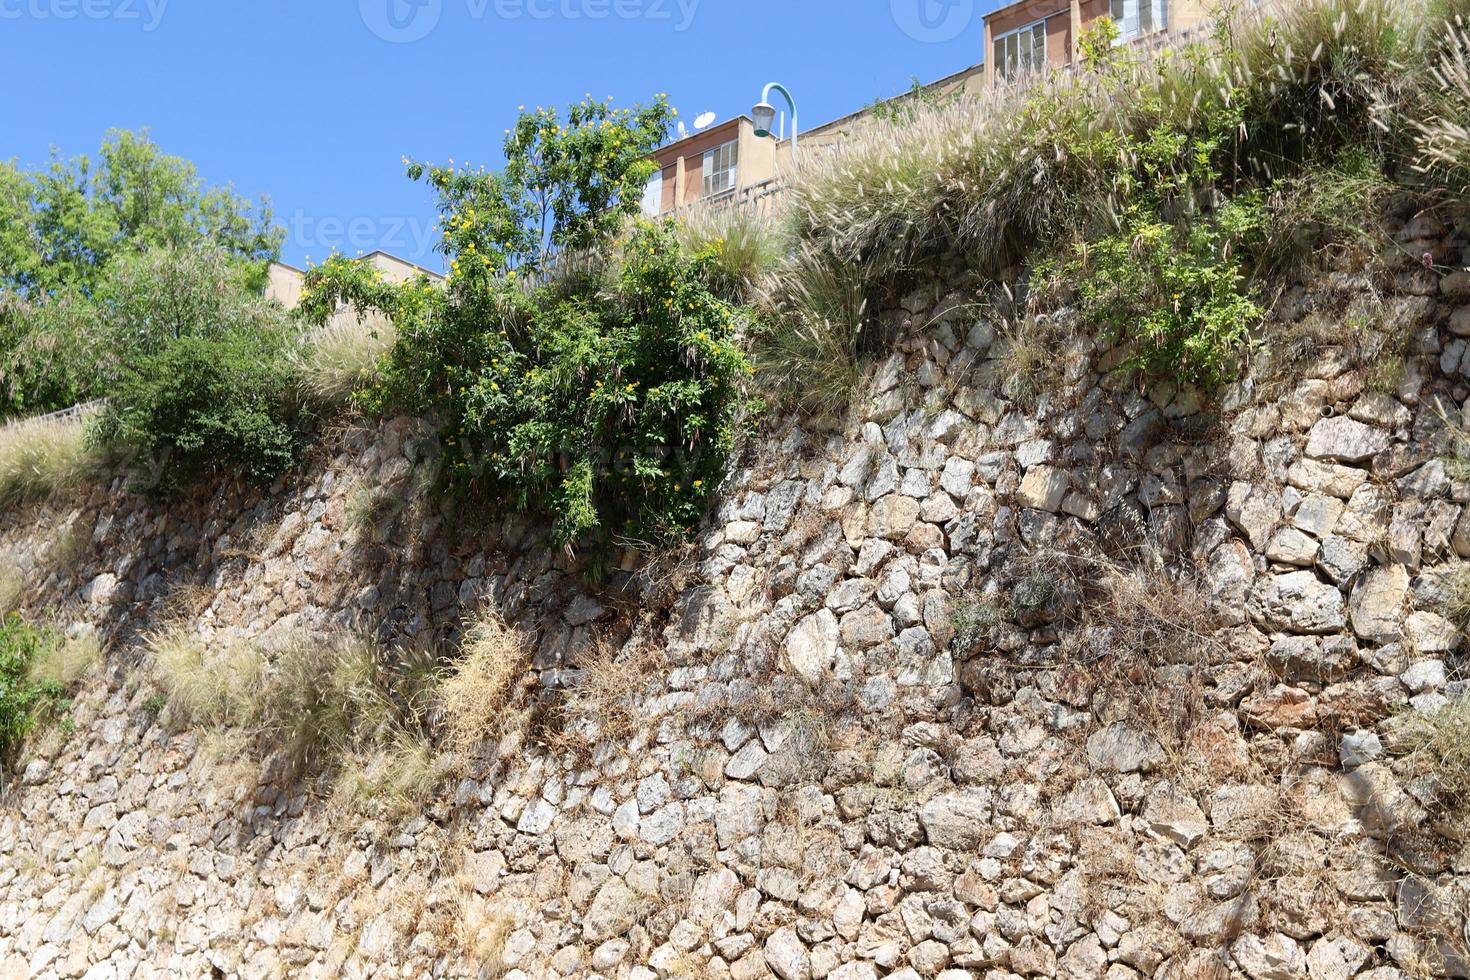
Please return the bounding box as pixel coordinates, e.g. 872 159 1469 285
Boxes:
0 616 68 760
305 98 753 556
453 220 753 550
1059 207 1264 385
97 326 297 488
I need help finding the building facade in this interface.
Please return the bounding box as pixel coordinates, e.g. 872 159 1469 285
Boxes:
266 251 441 316
642 116 782 218
983 0 1215 86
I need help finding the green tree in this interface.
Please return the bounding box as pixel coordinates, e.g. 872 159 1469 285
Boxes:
304 97 754 557
0 131 283 417
88 246 298 488
0 129 282 298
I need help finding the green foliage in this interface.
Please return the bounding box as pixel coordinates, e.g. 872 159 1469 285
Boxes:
1037 91 1264 385
0 132 283 418
2 246 285 417
404 95 674 281
97 326 297 488
1077 17 1123 72
0 129 280 299
457 221 752 548
305 99 752 555
1070 215 1262 385
865 76 956 124
0 616 66 761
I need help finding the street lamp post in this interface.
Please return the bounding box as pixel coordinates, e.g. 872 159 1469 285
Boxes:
752 82 798 158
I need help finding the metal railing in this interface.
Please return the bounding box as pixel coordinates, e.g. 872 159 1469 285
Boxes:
10 399 104 428
669 178 788 221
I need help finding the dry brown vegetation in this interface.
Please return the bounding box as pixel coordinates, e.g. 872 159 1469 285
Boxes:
440 611 533 751
0 411 101 510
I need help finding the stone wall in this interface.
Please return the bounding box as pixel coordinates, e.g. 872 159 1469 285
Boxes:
0 220 1468 979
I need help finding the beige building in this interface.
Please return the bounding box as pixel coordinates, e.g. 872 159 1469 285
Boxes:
644 63 989 218
982 0 1215 86
643 116 783 217
266 251 442 311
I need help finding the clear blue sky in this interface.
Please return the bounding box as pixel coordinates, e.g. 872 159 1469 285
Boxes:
2 0 1000 271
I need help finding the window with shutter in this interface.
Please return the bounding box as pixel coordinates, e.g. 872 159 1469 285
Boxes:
701 140 739 198
994 18 1048 83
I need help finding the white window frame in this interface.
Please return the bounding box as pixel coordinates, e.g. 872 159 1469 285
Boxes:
1110 0 1168 42
993 18 1048 84
641 170 664 217
701 140 739 199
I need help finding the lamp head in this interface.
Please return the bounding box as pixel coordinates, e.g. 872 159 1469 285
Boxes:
752 101 777 138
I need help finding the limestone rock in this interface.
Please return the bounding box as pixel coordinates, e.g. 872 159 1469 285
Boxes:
919 790 993 848
1087 723 1165 774
584 879 637 942
1305 417 1391 463
787 610 839 683
1017 466 1071 512
1348 566 1409 642
1252 571 1346 634
764 927 810 980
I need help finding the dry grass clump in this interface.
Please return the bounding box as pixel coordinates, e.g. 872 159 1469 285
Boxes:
27 631 101 690
0 412 101 510
544 638 667 756
1064 557 1227 782
791 0 1419 280
334 733 448 817
1415 22 1470 193
146 626 266 729
263 635 446 797
1392 695 1470 811
753 244 872 418
290 310 397 412
440 611 532 751
144 619 540 814
454 884 517 976
677 205 784 303
344 480 402 534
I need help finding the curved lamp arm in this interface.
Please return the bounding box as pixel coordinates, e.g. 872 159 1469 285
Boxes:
756 81 798 157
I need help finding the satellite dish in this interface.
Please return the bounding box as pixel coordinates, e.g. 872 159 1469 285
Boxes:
677 121 688 139
694 111 717 130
